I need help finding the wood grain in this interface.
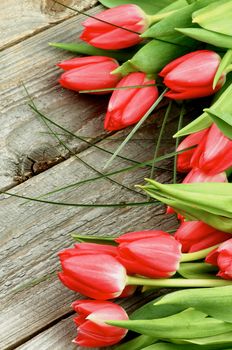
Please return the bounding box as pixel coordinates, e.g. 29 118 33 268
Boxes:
0 5 112 191
0 0 98 50
16 290 165 350
0 120 179 349
0 3 193 349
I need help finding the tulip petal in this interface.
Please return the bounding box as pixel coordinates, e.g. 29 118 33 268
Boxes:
159 50 205 77
164 51 220 87
57 56 115 70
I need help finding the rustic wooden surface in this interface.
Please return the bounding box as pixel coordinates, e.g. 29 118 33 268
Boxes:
0 1 185 349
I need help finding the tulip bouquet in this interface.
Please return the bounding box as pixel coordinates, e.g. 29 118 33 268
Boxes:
22 0 232 348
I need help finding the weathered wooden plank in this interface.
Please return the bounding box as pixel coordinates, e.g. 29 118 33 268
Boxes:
0 119 179 349
0 0 97 50
16 316 77 350
0 5 112 192
16 293 163 350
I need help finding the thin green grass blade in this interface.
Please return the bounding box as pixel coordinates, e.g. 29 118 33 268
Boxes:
173 104 185 183
104 88 168 169
28 148 192 200
150 101 172 179
1 190 158 208
79 84 158 93
23 96 147 200
54 1 139 34
29 102 146 198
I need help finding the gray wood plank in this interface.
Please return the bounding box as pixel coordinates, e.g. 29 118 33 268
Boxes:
15 292 163 350
0 0 97 50
0 5 108 192
0 120 179 349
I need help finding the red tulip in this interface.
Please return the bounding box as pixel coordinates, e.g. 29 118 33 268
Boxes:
104 72 158 131
176 129 209 172
205 238 232 279
182 168 227 184
58 247 127 299
159 50 225 100
116 230 182 278
175 221 231 253
72 300 128 347
58 56 120 93
191 123 232 175
80 5 149 50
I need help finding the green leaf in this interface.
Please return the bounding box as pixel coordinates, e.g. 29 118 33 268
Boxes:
174 73 232 137
204 108 232 140
142 0 215 39
71 234 117 245
131 295 185 321
192 0 232 36
144 180 232 216
140 342 230 350
115 335 157 350
213 49 232 88
177 331 232 347
140 180 232 232
98 0 178 14
176 27 232 49
108 308 232 338
49 42 138 61
156 0 188 15
178 262 218 279
113 37 196 76
154 285 232 323
173 112 212 137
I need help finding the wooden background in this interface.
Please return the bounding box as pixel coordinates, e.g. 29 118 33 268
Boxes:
0 1 189 349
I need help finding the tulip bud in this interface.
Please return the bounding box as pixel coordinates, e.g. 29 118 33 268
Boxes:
183 168 227 184
57 56 120 93
175 221 231 253
205 238 232 279
104 72 158 131
58 246 127 299
72 300 128 347
159 50 225 100
191 123 232 175
116 230 182 278
176 129 209 172
80 5 150 50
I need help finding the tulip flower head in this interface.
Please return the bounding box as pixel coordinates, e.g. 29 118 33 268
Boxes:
191 123 232 175
175 221 231 253
182 168 227 184
205 238 232 280
80 5 150 50
104 72 158 131
176 129 209 172
58 246 127 299
116 230 182 278
72 300 128 347
159 50 225 100
58 56 120 93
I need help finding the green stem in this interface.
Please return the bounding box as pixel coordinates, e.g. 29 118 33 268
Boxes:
181 244 220 262
127 276 232 288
